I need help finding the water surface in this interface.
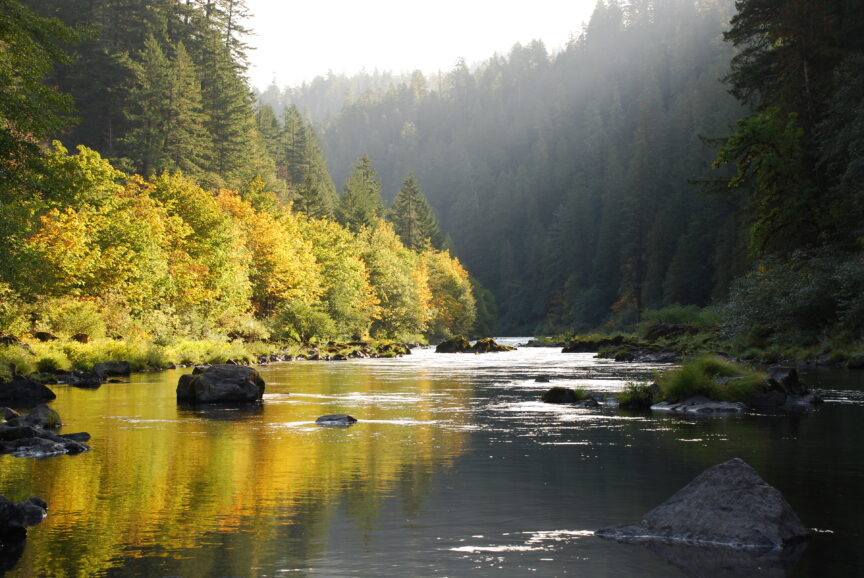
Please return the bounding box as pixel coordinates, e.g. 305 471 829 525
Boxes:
1 344 862 576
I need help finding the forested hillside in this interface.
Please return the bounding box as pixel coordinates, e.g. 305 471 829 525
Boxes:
274 0 748 333
0 0 476 355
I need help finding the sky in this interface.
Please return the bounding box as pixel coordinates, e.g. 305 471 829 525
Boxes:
243 1 598 90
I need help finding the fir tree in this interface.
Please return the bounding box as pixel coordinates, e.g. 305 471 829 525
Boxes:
388 172 442 250
337 155 383 232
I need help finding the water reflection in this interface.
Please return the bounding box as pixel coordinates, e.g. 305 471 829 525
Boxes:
0 348 861 576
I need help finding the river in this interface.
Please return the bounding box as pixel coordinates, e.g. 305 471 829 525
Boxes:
1 342 862 576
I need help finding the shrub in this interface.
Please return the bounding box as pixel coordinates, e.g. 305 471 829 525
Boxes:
0 345 36 379
617 382 656 409
269 302 337 344
0 283 31 337
39 297 106 339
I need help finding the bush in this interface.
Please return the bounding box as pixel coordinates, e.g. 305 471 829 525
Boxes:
617 382 656 409
269 302 337 344
0 345 36 379
0 283 30 337
38 297 106 339
657 356 765 402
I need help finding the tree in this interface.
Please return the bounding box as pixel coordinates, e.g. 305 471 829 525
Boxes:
337 155 383 232
0 0 76 196
388 172 442 250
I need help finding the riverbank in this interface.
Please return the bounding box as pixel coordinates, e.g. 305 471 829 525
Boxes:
0 336 415 383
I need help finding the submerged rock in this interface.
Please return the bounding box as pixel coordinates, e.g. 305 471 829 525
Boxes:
315 414 358 427
596 458 810 550
651 396 748 414
176 365 265 404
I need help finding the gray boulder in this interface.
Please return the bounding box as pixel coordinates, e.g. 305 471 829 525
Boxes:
596 458 809 550
176 364 265 404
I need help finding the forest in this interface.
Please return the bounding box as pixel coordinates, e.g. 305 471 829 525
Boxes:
261 0 864 356
2 0 864 364
0 0 476 373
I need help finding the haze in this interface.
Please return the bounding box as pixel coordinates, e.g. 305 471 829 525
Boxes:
245 0 596 89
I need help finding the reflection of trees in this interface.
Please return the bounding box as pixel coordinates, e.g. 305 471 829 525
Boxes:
0 364 471 576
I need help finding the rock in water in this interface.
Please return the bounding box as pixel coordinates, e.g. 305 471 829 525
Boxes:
541 386 581 404
435 335 471 353
315 414 357 427
0 376 56 406
176 365 265 404
596 458 809 550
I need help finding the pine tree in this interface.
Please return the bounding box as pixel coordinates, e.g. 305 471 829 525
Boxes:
336 155 384 232
388 172 442 250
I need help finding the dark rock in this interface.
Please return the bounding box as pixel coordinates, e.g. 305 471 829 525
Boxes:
59 432 91 443
5 405 61 429
534 376 551 383
92 361 131 378
0 335 20 346
16 498 47 527
846 356 864 370
71 333 90 344
33 332 58 342
766 367 806 396
0 424 90 457
315 414 358 427
0 376 56 406
0 408 19 421
69 371 103 389
192 365 210 375
0 495 47 539
435 335 471 353
541 386 581 404
176 364 265 404
651 396 748 414
596 458 809 550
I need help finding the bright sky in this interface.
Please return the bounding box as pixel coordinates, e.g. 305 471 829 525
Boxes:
244 1 598 89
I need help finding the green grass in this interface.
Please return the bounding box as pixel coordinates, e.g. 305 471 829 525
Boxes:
657 356 766 403
617 382 655 409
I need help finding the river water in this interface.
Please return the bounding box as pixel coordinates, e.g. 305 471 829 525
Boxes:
1 342 862 577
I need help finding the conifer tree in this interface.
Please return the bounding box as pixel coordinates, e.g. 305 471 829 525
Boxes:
337 155 384 232
388 172 442 250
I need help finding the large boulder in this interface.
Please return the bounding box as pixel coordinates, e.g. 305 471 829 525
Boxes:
435 335 471 353
0 376 56 406
0 495 47 543
596 458 809 550
5 405 61 429
470 338 515 353
176 364 265 404
0 424 89 457
541 386 582 404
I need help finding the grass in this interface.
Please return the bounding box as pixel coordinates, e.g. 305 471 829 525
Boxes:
617 382 656 409
656 356 766 403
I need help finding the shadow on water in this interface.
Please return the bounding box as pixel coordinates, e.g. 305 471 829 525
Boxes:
642 541 808 578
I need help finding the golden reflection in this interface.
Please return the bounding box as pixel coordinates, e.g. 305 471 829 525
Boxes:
0 361 472 576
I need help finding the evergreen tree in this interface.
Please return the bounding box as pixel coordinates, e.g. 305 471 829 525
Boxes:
388 172 442 250
337 155 384 232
